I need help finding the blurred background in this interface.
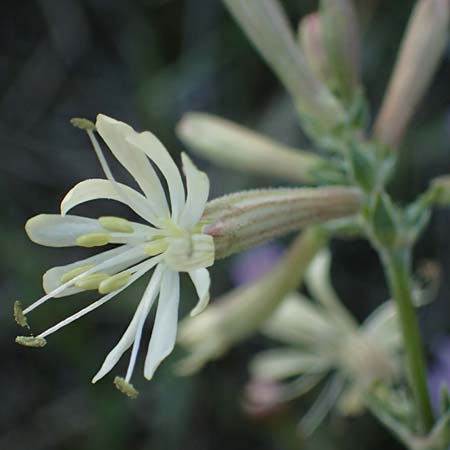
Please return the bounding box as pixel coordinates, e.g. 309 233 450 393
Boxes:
1 0 450 449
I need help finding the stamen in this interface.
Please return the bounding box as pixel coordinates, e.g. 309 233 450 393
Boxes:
98 271 132 294
76 233 111 248
75 273 110 290
37 257 160 339
99 216 134 233
114 376 138 399
16 336 47 348
23 245 146 315
144 239 169 256
86 129 156 223
70 117 96 131
14 301 30 329
60 264 95 284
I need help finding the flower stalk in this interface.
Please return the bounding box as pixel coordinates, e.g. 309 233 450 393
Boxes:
381 247 434 432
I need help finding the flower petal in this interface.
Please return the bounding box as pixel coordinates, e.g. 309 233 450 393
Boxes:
179 153 209 228
249 349 330 381
188 268 210 316
26 214 104 247
96 114 170 218
61 178 157 224
43 244 147 297
144 270 180 379
126 131 185 220
92 264 164 384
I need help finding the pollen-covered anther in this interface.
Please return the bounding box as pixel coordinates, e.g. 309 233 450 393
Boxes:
76 233 111 248
98 271 132 294
75 273 110 290
114 376 139 399
60 264 96 284
14 301 30 329
144 239 168 257
16 336 47 348
70 117 96 131
99 216 134 233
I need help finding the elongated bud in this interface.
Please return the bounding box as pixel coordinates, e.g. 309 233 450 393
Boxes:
298 13 331 87
177 228 328 374
223 0 346 132
374 0 450 147
177 113 334 184
203 187 362 259
320 0 361 101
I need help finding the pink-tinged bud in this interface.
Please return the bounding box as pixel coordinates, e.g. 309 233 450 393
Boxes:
203 187 362 259
242 380 288 421
176 228 327 374
298 13 332 87
374 0 450 148
223 0 346 132
320 0 362 101
177 112 330 184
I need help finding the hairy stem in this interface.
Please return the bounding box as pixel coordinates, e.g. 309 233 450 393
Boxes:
381 248 434 432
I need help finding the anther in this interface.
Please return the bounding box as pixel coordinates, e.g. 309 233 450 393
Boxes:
60 264 95 284
144 240 168 257
114 376 139 399
16 336 47 348
70 117 96 131
99 216 134 233
76 233 111 248
98 271 132 294
75 273 110 290
14 301 30 329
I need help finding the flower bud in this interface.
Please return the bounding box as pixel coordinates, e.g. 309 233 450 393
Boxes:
374 0 450 148
320 0 361 101
203 186 362 259
223 0 346 132
430 175 450 206
176 228 327 374
177 112 332 184
298 13 331 87
371 193 399 248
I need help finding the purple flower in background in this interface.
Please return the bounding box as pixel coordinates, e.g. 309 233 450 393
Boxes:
230 243 284 286
427 335 450 412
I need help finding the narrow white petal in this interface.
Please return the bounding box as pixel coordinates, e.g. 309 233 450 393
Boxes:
96 114 170 218
92 264 164 384
26 214 103 247
23 246 154 315
38 257 160 340
249 349 330 381
61 178 157 225
126 131 185 220
188 268 210 316
43 244 146 297
300 375 345 436
144 270 180 380
179 153 209 228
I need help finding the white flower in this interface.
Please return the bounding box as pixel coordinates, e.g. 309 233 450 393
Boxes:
16 114 215 397
249 250 402 434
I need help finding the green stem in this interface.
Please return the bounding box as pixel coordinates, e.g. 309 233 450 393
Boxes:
381 248 434 433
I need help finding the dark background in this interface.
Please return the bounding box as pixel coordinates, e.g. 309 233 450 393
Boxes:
1 1 450 449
